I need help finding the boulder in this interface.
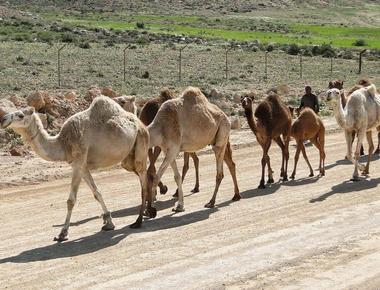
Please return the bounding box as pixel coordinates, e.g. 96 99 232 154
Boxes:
64 91 77 102
230 116 241 130
0 99 16 119
85 86 102 102
27 91 48 111
8 95 25 107
210 88 222 99
101 87 118 98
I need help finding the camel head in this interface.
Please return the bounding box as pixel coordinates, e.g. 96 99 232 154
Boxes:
114 95 137 115
328 80 344 90
0 107 35 130
241 95 255 110
326 88 341 103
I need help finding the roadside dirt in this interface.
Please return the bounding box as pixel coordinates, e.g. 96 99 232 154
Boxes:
0 129 379 289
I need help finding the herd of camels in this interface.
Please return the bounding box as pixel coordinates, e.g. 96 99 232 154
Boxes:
1 79 379 242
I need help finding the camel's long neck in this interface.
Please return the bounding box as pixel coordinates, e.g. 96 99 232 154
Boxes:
18 115 66 162
333 96 347 129
244 106 258 134
340 91 347 108
147 122 163 148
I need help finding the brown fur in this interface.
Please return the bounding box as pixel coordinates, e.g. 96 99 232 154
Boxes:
290 108 326 179
241 94 292 188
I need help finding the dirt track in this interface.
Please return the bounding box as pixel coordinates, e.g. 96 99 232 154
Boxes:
1 131 380 289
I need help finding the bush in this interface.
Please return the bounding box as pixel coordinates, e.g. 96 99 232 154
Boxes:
287 43 300 55
13 33 32 42
136 22 145 29
61 33 76 43
353 39 367 47
37 31 55 43
78 42 91 49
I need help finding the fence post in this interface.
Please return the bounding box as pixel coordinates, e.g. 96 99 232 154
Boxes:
264 51 268 81
225 46 233 80
178 44 189 82
57 44 66 88
299 52 303 78
123 45 128 82
330 56 333 77
358 49 366 74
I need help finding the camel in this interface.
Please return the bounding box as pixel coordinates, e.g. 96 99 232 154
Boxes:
329 79 380 155
289 107 326 179
326 84 380 181
148 87 240 212
139 88 200 197
0 96 156 242
114 95 138 115
241 93 292 189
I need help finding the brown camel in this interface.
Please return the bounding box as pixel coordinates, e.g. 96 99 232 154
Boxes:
289 107 326 179
329 79 380 155
241 93 292 189
148 87 240 212
140 88 200 196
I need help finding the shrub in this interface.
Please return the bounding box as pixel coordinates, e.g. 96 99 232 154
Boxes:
79 42 91 49
287 43 300 55
61 33 76 43
136 22 145 29
37 31 55 43
353 39 367 47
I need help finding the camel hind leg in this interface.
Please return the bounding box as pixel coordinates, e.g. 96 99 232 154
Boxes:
363 131 374 175
173 152 199 197
300 141 314 177
290 141 301 180
223 141 241 201
352 129 366 181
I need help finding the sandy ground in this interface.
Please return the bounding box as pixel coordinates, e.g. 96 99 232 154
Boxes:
1 124 380 289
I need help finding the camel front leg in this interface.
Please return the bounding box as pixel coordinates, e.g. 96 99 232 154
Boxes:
205 144 226 208
363 131 374 175
290 142 301 180
344 130 354 163
83 170 115 231
223 141 241 201
190 152 200 193
54 165 83 242
300 141 314 177
352 129 366 181
173 152 193 197
171 160 185 212
148 147 168 196
259 141 271 189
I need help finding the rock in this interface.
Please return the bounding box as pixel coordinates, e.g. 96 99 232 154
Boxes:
210 88 222 99
101 87 118 98
64 91 77 102
267 84 292 96
9 147 23 156
85 86 102 102
27 91 48 111
230 116 241 130
0 99 16 119
8 95 24 107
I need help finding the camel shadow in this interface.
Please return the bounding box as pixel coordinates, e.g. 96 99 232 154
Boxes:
0 207 218 264
52 198 176 228
283 175 321 187
325 154 380 171
309 177 380 203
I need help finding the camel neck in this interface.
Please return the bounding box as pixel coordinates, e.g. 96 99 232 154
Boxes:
244 107 257 134
22 115 66 162
333 96 347 129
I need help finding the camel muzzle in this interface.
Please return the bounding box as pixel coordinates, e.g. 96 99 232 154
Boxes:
0 114 12 129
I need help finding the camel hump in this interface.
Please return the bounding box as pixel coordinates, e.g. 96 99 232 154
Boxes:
366 84 377 97
182 86 205 101
160 88 176 101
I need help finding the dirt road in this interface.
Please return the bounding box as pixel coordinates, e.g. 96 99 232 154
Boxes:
1 131 380 289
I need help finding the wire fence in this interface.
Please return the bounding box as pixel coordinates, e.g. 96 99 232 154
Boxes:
0 42 379 97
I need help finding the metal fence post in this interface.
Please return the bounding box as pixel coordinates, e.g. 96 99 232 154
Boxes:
178 44 189 82
123 45 128 82
264 51 268 81
330 56 333 77
57 44 66 88
299 53 303 78
225 46 233 80
358 49 366 74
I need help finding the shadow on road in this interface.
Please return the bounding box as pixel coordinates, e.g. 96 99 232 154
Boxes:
310 177 380 203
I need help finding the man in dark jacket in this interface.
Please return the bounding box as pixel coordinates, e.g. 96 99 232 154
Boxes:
299 86 319 114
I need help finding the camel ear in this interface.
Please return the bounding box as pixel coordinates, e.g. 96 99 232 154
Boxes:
328 81 333 89
129 95 136 102
24 107 35 115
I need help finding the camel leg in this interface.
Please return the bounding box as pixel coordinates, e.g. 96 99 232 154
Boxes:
83 170 115 231
130 169 152 228
274 136 288 181
190 152 200 193
300 141 314 177
148 147 168 195
290 141 301 180
223 141 241 201
205 144 226 208
363 131 374 175
375 132 380 154
310 135 326 176
171 160 185 212
345 130 354 163
274 137 285 178
259 141 271 189
352 129 366 181
266 155 274 183
283 133 290 181
54 163 83 242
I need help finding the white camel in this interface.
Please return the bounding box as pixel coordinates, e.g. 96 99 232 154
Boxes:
326 84 380 180
0 96 156 242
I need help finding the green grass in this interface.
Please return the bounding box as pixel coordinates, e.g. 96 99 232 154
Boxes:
59 16 380 49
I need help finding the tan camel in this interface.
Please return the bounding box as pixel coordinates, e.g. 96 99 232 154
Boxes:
241 94 292 189
139 88 200 196
114 95 138 115
289 107 326 179
326 84 380 181
148 87 240 212
0 96 155 242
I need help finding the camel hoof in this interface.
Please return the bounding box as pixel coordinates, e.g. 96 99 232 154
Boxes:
309 172 314 177
375 149 380 154
101 222 115 231
191 187 200 193
54 229 68 242
361 170 369 176
232 194 241 201
350 176 360 182
160 185 168 195
321 172 325 176
172 204 185 212
282 176 289 182
204 201 215 208
267 178 274 184
290 174 295 180
258 183 266 189
129 220 142 229
146 206 157 219
172 191 178 198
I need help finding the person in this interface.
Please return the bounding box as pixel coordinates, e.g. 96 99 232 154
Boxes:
299 86 319 114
